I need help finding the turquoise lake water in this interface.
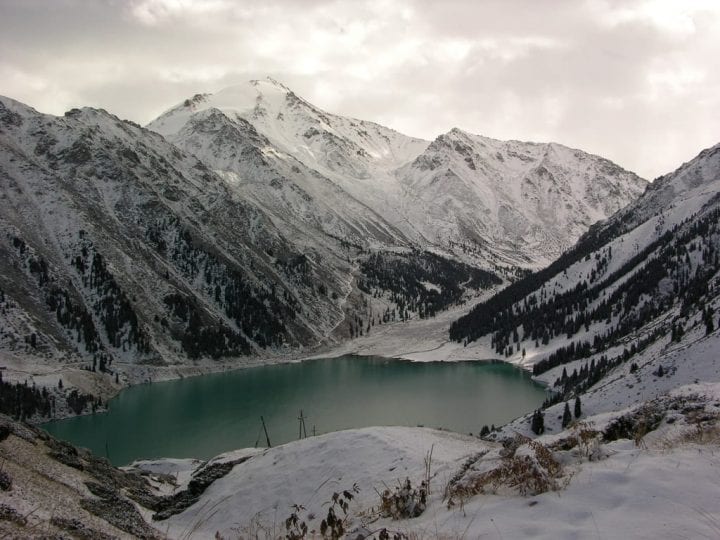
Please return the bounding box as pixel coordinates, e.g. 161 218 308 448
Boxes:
42 356 546 465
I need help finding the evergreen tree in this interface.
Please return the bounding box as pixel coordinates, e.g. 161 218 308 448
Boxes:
530 409 545 435
562 402 572 428
574 395 582 419
704 307 715 335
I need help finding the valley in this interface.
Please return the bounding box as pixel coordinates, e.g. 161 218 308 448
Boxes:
0 80 644 420
1 80 719 539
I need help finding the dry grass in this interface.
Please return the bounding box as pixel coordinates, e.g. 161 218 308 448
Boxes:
445 435 564 508
551 422 603 460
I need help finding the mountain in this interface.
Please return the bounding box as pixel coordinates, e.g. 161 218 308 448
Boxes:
147 79 428 250
0 93 497 405
0 96 356 384
397 128 647 266
0 80 647 413
148 78 647 269
449 141 720 420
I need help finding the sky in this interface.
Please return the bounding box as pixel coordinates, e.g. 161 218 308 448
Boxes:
1 0 719 180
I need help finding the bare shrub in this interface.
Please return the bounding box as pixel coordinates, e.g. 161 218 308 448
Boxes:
379 478 428 520
446 435 563 507
551 422 602 460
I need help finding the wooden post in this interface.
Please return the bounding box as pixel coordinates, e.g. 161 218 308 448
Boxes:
298 410 308 439
260 416 272 448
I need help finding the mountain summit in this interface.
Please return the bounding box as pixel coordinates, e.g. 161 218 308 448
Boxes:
149 78 647 268
397 128 647 265
0 82 648 396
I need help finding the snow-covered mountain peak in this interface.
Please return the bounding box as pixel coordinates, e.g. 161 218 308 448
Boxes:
147 81 433 247
146 80 647 268
253 76 291 91
150 79 308 138
398 129 647 266
210 79 290 116
149 80 428 167
661 142 720 192
444 127 495 145
0 95 45 128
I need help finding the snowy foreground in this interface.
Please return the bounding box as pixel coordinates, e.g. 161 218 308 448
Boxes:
0 325 718 538
0 381 717 539
1 287 718 538
133 319 720 539
134 382 720 539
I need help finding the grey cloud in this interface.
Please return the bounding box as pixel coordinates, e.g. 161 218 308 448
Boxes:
0 0 718 179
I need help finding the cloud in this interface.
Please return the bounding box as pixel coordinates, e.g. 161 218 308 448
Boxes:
128 0 240 26
0 0 718 178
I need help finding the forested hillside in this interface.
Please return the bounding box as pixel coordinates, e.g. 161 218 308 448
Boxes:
451 143 720 406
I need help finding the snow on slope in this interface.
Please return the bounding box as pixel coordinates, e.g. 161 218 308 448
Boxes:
149 79 428 250
0 95 359 383
148 78 646 268
450 140 720 351
443 141 720 455
150 78 427 173
397 128 647 266
142 383 720 540
156 105 413 248
158 427 480 538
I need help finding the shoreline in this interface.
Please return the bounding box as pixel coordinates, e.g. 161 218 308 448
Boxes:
37 353 548 437
40 355 548 468
21 291 530 425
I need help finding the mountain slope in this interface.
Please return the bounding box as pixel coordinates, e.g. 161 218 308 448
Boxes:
397 128 647 266
449 141 720 412
0 96 354 382
148 78 647 268
0 95 500 410
0 82 648 413
148 79 428 250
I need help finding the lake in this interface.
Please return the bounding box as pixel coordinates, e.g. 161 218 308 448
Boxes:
42 356 547 465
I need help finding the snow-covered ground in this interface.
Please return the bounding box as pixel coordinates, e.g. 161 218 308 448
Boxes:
131 291 720 538
309 289 499 362
149 78 646 269
157 427 480 539
139 381 720 539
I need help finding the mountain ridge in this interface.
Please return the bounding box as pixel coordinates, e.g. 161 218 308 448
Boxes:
0 82 647 417
448 139 720 413
149 77 647 268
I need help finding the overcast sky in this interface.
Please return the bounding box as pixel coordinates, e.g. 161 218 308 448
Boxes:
1 0 719 179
